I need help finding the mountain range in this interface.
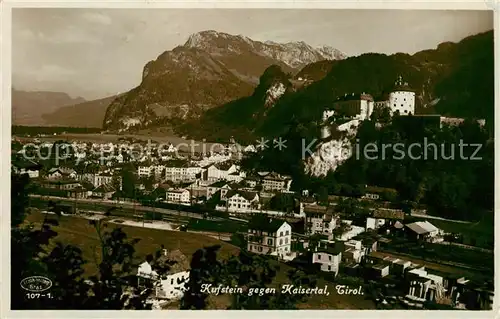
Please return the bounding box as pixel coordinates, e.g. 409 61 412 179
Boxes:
102 30 347 131
12 89 86 126
177 30 494 143
42 95 118 128
12 30 493 139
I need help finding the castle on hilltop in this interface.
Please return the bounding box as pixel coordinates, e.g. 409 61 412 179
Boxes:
321 76 416 139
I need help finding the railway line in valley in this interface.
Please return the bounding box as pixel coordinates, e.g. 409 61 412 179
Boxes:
29 195 205 221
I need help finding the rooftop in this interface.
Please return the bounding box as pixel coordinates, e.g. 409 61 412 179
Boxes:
334 92 374 102
93 184 116 193
226 190 258 201
248 215 287 233
316 245 343 255
392 75 415 92
208 180 229 188
406 221 439 235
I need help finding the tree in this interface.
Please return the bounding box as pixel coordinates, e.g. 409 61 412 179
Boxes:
230 233 247 249
11 174 60 309
11 173 173 310
316 186 328 205
181 245 223 309
269 193 296 213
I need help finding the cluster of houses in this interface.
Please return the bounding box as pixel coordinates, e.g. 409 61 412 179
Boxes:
11 138 294 213
243 205 492 310
11 138 492 310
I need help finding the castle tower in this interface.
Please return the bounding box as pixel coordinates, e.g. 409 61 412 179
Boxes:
388 75 415 116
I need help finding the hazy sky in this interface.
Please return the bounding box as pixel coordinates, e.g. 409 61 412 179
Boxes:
12 9 493 100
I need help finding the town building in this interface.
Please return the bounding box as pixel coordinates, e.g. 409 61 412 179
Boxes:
303 204 337 239
225 190 259 212
404 267 445 306
366 209 405 231
405 221 441 242
91 184 116 200
343 239 366 264
136 249 190 305
11 159 41 178
262 172 292 192
207 181 234 199
47 167 77 180
312 241 343 276
41 179 82 190
165 188 190 204
137 166 153 177
203 162 238 183
247 216 292 259
164 162 202 182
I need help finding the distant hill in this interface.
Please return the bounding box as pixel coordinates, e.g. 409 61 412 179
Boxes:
42 95 117 128
12 89 86 126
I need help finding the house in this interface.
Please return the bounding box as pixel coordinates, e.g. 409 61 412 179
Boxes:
136 249 190 303
243 176 260 188
164 161 202 182
304 204 337 239
405 221 441 242
225 190 259 213
93 172 116 188
227 171 245 183
343 239 366 264
166 188 190 204
153 165 165 178
92 184 116 199
11 159 41 178
338 222 365 241
312 241 343 276
137 166 153 177
68 185 91 199
452 278 494 310
158 270 190 300
47 167 77 180
365 217 386 231
76 172 117 189
404 267 445 306
366 209 404 230
392 259 412 276
41 179 82 190
262 173 292 192
247 216 292 259
203 162 238 183
371 263 390 278
207 181 233 199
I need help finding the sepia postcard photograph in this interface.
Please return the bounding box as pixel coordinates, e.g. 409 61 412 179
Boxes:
3 1 497 315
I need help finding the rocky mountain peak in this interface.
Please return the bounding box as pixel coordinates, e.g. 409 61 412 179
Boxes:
103 31 347 132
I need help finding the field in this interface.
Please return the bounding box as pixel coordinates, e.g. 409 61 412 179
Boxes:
24 211 239 276
23 211 375 310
